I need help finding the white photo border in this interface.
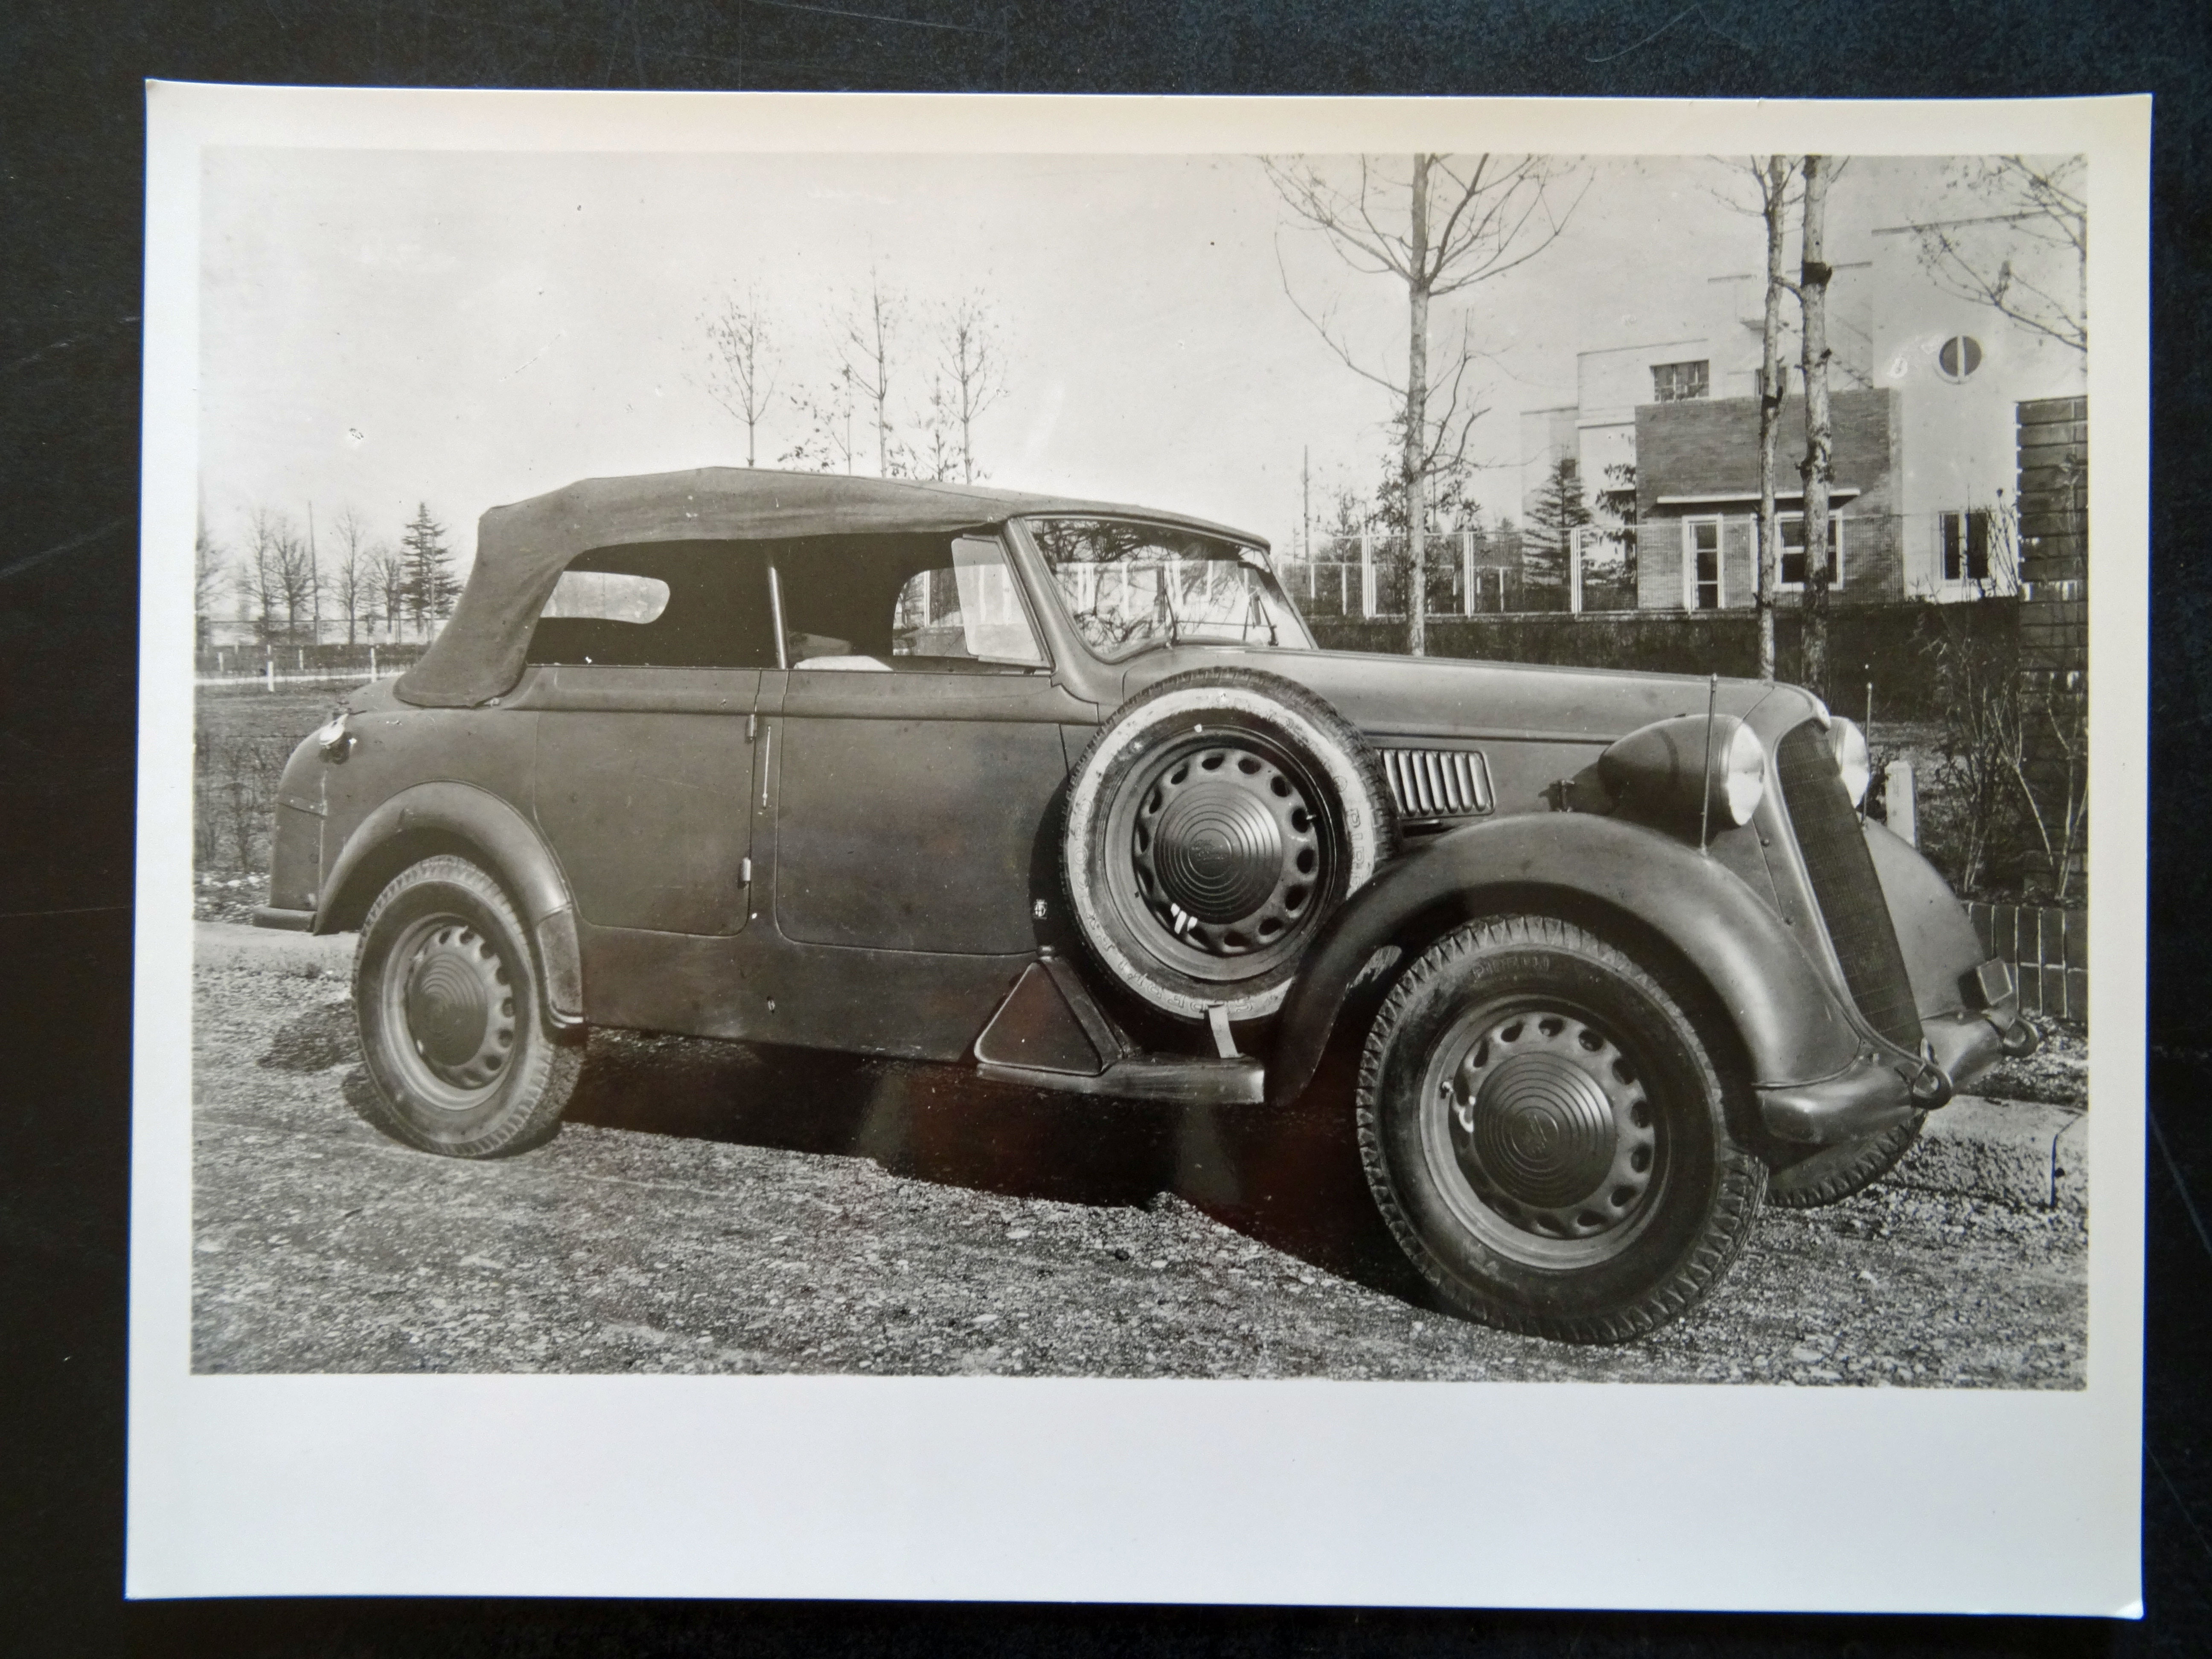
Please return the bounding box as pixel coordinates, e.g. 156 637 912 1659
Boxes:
132 84 2151 1613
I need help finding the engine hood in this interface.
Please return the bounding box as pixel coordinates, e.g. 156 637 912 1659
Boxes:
1121 645 1821 751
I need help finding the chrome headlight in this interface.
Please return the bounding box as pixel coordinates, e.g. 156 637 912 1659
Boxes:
1718 719 1768 826
1827 716 1870 807
1598 713 1767 831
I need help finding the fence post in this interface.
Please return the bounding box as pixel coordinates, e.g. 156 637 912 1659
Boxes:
264 657 274 693
1569 527 1584 615
1359 531 1375 620
1883 759 1918 846
370 644 377 678
1462 531 1475 617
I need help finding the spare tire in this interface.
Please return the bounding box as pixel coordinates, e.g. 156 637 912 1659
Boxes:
1062 667 1397 1023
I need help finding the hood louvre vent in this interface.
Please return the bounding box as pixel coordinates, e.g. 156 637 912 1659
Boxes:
1381 748 1493 821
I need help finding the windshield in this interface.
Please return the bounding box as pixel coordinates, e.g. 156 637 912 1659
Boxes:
1025 517 1313 661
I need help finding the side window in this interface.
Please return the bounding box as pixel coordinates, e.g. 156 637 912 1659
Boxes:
774 533 1047 673
540 570 669 626
888 537 1046 669
526 544 779 669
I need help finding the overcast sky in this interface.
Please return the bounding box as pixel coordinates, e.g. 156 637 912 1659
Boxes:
199 150 1970 571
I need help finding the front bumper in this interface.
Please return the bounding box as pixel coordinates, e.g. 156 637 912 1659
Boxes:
1756 1006 2035 1147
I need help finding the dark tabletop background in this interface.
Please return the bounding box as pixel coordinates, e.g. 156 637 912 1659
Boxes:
4 2 2208 1653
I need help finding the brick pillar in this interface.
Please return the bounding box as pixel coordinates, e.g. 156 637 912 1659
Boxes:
2015 395 2088 898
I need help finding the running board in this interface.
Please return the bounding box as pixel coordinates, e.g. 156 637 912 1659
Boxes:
974 955 1266 1106
977 1052 1266 1106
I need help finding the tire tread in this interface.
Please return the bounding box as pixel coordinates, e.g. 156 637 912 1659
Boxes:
1355 915 1767 1344
352 854 582 1158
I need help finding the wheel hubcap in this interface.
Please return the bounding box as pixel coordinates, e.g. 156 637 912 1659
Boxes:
1130 740 1321 957
1445 1009 1656 1240
399 921 516 1093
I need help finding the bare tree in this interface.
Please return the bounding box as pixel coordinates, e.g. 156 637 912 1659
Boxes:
327 504 375 648
370 549 409 642
703 286 779 466
1911 156 2086 355
1797 155 1838 701
839 273 905 477
919 375 960 482
1265 154 1584 655
782 367 858 475
244 507 316 646
936 295 1004 483
1751 156 1796 684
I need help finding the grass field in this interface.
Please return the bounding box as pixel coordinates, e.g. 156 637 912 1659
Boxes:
194 679 371 922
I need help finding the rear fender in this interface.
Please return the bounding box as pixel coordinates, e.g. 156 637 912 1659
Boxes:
1267 813 1859 1106
315 781 583 1027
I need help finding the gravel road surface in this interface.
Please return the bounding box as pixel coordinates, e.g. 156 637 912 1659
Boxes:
193 960 2087 1386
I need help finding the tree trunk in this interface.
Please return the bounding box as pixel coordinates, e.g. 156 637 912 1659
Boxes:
1797 154 1835 701
1755 157 1789 684
1404 156 1431 658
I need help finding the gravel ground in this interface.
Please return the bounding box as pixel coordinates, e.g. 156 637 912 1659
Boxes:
1977 1010 2090 1108
193 962 2087 1386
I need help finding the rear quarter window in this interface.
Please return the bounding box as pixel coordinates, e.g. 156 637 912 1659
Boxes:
525 544 778 669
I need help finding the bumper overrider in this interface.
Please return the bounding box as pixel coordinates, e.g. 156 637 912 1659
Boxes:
1757 960 2040 1147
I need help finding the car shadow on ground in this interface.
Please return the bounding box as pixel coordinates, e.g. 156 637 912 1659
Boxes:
558 1029 1435 1307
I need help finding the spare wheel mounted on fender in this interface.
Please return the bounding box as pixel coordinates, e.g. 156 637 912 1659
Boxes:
1062 667 1397 1023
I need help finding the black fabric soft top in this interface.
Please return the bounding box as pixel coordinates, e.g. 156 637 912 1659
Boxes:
395 467 1262 707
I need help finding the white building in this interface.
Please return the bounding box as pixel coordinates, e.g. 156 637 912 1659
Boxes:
1519 207 2083 604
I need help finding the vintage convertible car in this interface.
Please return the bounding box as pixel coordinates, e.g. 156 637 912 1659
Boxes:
256 468 2036 1342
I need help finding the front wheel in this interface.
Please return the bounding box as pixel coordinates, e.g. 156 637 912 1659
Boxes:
353 854 582 1158
1357 917 1765 1343
1764 1115 1925 1208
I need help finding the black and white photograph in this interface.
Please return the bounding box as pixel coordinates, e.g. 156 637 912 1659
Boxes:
131 87 2148 1611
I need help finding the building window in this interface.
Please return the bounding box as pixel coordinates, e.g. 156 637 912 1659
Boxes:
1683 518 1722 609
1940 509 1992 582
1651 360 1710 403
1778 514 1843 588
1936 335 1983 381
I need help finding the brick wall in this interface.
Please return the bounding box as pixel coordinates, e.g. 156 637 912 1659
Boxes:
1965 901 2087 1027
2016 396 2087 669
1635 387 1902 607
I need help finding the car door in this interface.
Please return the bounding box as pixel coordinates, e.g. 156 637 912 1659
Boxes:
527 543 779 936
765 533 1094 955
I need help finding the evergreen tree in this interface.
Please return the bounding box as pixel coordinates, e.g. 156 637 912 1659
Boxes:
1592 460 1639 597
399 504 458 636
1523 455 1592 597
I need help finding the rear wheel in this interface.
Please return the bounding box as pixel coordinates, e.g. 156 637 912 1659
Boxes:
1357 917 1765 1343
353 854 582 1158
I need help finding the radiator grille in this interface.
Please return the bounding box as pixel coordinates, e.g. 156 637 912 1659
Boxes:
1775 719 1924 1051
1381 748 1493 820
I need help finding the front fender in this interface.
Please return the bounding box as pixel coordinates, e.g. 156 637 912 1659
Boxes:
1862 819 2010 1023
316 780 584 1027
1267 813 1859 1106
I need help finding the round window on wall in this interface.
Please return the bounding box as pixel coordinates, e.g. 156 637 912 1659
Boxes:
1936 335 1984 381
